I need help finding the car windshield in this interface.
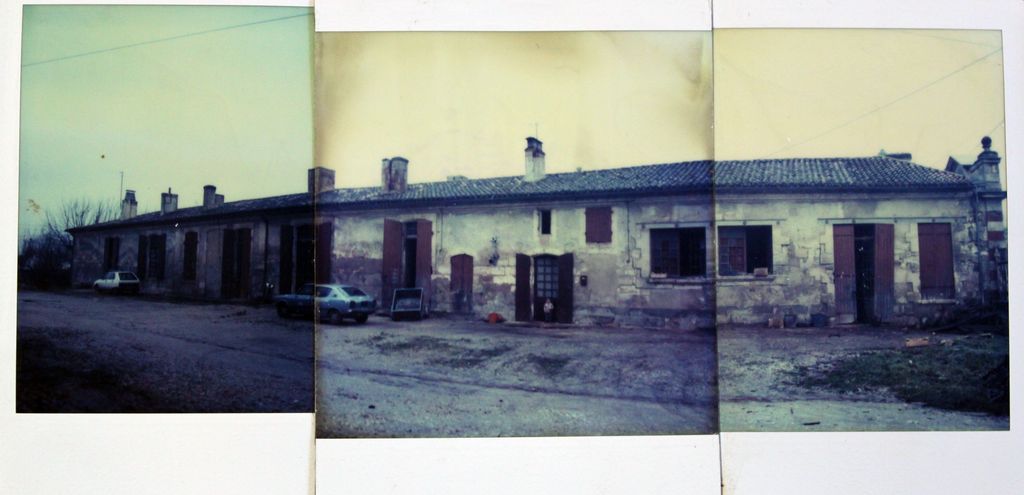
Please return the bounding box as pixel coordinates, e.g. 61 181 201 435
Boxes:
104 272 116 280
341 287 367 297
315 287 333 298
296 284 314 296
119 272 138 281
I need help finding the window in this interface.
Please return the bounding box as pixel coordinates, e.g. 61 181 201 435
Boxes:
297 284 314 296
183 231 198 281
918 223 955 299
315 286 333 298
103 237 120 271
137 233 167 280
539 209 552 235
718 226 773 276
585 206 612 243
651 228 706 277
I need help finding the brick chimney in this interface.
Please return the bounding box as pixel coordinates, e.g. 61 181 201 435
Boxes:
381 157 409 193
524 137 545 182
120 190 137 220
160 188 178 214
203 185 218 208
308 166 336 195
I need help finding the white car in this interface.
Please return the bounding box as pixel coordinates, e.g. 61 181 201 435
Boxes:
93 271 141 294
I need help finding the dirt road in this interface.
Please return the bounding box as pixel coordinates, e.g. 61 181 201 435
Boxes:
316 317 718 437
718 325 1009 431
16 290 313 413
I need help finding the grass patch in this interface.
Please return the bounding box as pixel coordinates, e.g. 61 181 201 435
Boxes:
794 336 1009 415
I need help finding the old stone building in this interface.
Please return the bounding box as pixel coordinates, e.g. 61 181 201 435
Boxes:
714 138 1006 326
69 136 1006 329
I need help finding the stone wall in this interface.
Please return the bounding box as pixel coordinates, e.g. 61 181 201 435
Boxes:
326 194 715 329
714 191 981 326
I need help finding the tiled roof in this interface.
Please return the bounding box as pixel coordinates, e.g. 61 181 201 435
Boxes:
69 156 971 232
715 156 972 192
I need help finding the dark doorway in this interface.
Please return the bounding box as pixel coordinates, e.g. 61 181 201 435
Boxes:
403 221 418 288
382 218 433 313
295 224 315 289
221 228 252 299
533 255 558 321
853 224 876 323
528 253 573 323
450 254 473 314
833 224 894 324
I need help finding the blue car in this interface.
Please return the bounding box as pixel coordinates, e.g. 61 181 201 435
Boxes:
273 283 377 324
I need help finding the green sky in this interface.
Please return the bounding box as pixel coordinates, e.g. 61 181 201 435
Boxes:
19 5 313 240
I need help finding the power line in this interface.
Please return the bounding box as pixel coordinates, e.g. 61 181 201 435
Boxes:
22 12 311 68
767 46 1003 158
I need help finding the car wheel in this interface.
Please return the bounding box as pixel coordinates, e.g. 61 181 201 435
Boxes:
327 309 343 326
276 303 290 318
354 314 369 324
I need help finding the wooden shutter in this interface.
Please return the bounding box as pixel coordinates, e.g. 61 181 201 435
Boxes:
515 253 531 322
918 223 955 299
381 219 403 311
833 224 856 323
585 207 612 243
315 221 333 284
873 224 895 321
556 253 574 323
279 225 294 293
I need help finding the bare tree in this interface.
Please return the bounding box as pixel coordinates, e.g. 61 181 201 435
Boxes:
20 198 118 289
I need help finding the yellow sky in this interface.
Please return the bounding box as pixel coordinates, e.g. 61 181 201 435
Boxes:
315 32 713 186
714 29 1006 172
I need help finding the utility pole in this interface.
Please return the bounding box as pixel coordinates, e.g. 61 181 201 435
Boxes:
119 171 124 203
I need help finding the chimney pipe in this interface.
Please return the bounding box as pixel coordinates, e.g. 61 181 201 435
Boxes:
120 190 137 220
381 157 409 193
160 187 178 215
308 166 336 195
524 137 545 182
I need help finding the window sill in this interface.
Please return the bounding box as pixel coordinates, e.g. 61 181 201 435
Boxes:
716 275 776 283
646 276 711 286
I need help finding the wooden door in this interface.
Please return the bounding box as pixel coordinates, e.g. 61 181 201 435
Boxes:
450 254 473 313
381 219 403 312
872 224 894 322
515 253 531 321
918 223 955 299
556 253 574 323
833 224 857 324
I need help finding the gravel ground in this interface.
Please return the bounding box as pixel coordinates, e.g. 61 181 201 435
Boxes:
316 317 718 437
16 290 313 413
718 325 1009 431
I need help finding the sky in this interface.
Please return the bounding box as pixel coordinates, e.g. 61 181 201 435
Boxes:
315 32 714 186
18 5 313 241
714 29 1006 174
